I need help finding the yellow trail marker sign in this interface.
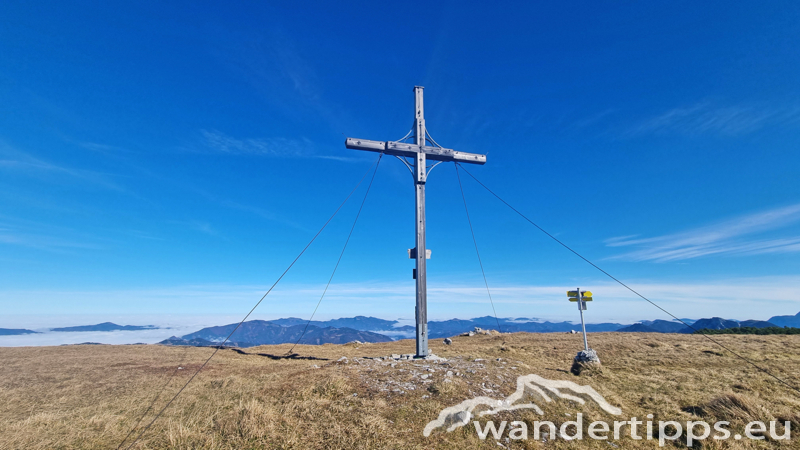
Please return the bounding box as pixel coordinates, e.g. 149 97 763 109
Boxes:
567 290 592 298
569 297 593 302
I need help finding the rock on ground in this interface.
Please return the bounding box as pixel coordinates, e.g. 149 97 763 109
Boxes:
570 349 601 375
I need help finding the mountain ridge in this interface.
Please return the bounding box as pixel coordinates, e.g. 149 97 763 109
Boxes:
767 311 800 328
158 312 799 346
618 317 778 333
51 322 159 332
161 320 393 347
0 328 39 336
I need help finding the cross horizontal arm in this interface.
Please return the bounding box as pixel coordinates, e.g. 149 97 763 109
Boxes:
345 138 486 165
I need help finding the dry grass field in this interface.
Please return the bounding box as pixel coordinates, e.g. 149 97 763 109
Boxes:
1 332 799 449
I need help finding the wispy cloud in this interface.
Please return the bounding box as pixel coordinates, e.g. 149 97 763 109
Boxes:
169 181 313 233
626 102 800 137
606 203 800 262
77 141 133 154
0 226 101 251
0 213 118 252
168 220 219 236
571 109 618 129
210 28 359 134
202 129 312 157
218 199 312 233
0 141 128 192
200 130 359 162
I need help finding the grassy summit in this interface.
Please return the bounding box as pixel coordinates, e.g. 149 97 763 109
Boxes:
1 332 798 449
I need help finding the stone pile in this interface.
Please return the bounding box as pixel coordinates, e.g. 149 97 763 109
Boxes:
570 349 601 375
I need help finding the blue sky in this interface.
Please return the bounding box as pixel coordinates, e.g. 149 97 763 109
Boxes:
2 1 799 331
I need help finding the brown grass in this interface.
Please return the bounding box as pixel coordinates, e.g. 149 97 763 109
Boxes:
1 332 799 449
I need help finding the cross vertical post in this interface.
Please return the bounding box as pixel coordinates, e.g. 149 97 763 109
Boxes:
413 86 428 357
345 87 487 358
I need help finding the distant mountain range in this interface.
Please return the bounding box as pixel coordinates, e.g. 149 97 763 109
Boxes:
160 320 393 347
0 328 39 336
427 316 624 337
7 311 799 345
158 316 632 348
617 320 688 333
766 311 800 328
267 315 625 337
154 311 800 348
0 322 159 336
268 316 413 332
617 317 778 333
51 322 159 332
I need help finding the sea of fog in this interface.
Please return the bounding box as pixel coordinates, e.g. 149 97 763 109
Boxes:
0 314 420 347
0 314 243 347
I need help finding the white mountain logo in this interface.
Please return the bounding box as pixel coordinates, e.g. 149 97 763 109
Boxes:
423 374 622 437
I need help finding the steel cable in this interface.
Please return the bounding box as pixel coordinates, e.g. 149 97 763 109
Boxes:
456 162 800 395
288 154 383 353
118 154 384 450
454 163 503 334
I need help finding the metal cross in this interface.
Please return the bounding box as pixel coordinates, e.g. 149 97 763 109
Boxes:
345 86 487 357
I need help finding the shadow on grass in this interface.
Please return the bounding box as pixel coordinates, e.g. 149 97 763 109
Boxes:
229 348 329 360
544 367 571 374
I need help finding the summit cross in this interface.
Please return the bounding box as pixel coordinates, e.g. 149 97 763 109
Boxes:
345 86 487 357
